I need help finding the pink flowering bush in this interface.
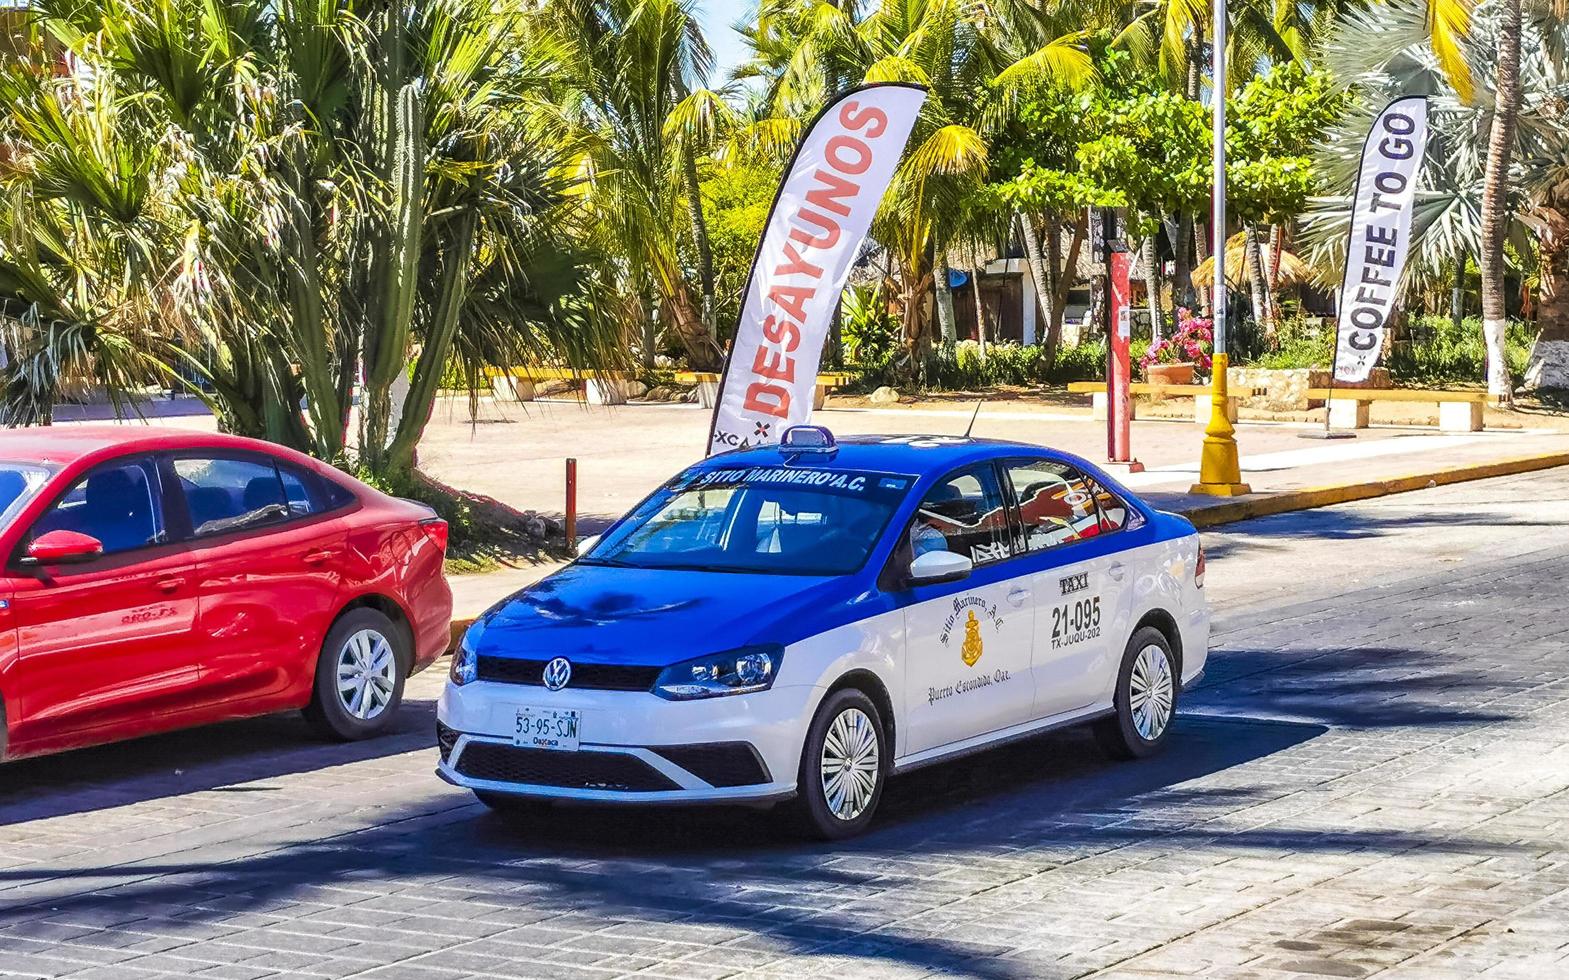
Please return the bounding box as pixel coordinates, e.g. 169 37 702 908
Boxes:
1141 309 1214 372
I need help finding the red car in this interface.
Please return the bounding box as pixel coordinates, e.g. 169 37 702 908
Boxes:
0 426 452 761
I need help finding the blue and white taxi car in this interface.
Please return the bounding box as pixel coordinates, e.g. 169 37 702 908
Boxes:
439 427 1208 838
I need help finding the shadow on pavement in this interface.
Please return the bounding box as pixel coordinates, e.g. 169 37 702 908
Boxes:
1195 647 1519 729
0 716 1336 980
0 699 439 827
1200 506 1560 559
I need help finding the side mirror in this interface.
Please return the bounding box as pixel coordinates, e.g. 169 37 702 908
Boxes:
575 534 600 558
20 530 104 567
909 550 973 586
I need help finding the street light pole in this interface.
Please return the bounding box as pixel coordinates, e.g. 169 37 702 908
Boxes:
1191 0 1251 496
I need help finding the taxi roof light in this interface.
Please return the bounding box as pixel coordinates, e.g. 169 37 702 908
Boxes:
779 425 837 454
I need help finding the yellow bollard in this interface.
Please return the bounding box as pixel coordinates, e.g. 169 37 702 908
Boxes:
1189 352 1251 496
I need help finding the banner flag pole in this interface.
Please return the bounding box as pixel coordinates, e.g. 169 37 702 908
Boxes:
705 82 928 457
1305 95 1430 441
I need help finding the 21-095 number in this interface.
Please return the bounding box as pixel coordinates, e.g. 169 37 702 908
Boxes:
1051 596 1101 640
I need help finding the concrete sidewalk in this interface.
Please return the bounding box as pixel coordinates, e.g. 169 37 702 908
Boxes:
433 398 1569 622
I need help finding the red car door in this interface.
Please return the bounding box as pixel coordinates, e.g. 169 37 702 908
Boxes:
8 457 202 751
167 452 348 712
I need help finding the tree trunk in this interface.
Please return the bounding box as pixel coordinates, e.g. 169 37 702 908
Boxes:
1267 225 1283 295
934 250 958 348
1051 214 1086 342
1166 212 1192 311
1524 199 1569 390
972 269 989 354
663 281 722 370
1043 213 1065 353
1243 225 1271 346
1480 0 1522 403
1451 252 1466 330
900 265 935 380
1143 223 1164 342
1016 212 1053 348
682 145 716 337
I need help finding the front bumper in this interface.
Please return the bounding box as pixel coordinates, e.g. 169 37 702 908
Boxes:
435 679 816 804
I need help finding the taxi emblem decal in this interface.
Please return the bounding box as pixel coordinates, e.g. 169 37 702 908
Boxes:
543 657 573 692
960 611 984 667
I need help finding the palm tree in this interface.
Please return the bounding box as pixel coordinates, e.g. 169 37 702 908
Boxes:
1479 0 1523 402
537 0 725 370
739 0 1096 366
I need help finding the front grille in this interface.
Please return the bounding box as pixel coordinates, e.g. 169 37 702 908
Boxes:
455 742 679 792
436 721 460 764
475 655 661 692
655 743 771 787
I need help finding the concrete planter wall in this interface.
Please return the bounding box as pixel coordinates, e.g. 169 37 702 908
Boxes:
1226 366 1391 411
1144 363 1196 386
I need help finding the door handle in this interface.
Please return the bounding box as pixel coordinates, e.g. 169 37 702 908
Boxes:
1006 587 1032 607
1107 563 1127 582
304 550 338 566
156 577 185 593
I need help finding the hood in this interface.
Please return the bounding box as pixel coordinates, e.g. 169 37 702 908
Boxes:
468 563 865 667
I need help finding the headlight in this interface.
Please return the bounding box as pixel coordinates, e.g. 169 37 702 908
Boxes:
450 635 478 686
653 646 783 701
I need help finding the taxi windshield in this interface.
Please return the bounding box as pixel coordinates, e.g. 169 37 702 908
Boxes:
0 462 51 530
584 464 915 576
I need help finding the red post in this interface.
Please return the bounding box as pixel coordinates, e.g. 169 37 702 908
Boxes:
1106 252 1142 472
564 458 578 547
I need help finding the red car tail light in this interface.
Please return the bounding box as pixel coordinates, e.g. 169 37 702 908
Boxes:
419 517 449 555
1194 544 1206 589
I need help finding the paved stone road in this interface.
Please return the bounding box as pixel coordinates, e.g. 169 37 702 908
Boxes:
3 472 1569 979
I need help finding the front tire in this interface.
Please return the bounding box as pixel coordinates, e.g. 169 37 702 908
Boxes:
303 608 409 741
1095 626 1179 760
791 689 887 840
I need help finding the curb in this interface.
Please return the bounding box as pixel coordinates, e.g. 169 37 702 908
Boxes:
444 449 1569 647
1174 451 1569 529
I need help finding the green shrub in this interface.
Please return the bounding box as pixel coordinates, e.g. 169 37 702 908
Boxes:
1242 314 1536 386
841 285 902 364
848 339 1110 392
1389 316 1534 386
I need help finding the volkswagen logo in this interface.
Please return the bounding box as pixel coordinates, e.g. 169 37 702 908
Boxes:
542 657 572 692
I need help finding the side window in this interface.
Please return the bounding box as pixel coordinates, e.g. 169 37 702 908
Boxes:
30 461 162 556
909 464 1013 566
319 477 356 510
1088 477 1142 533
278 465 318 518
174 457 290 538
1004 460 1102 551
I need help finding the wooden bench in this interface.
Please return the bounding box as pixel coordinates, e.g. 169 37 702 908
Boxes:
1305 387 1491 432
1067 381 1269 424
675 371 857 411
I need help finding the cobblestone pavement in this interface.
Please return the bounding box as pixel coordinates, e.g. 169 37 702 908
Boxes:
3 473 1569 979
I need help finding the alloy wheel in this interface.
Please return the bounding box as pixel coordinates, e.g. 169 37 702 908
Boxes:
819 707 880 822
1128 643 1174 741
337 628 397 721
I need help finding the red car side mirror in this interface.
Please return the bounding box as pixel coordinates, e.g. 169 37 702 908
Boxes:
20 529 105 567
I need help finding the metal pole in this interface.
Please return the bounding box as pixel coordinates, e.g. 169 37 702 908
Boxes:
1211 5 1227 364
565 457 578 549
1190 0 1250 497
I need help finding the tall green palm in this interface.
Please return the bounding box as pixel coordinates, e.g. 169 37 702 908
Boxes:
739 0 1096 363
536 0 725 370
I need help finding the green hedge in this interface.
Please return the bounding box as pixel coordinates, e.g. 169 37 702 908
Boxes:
848 340 1112 392
1251 315 1535 386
